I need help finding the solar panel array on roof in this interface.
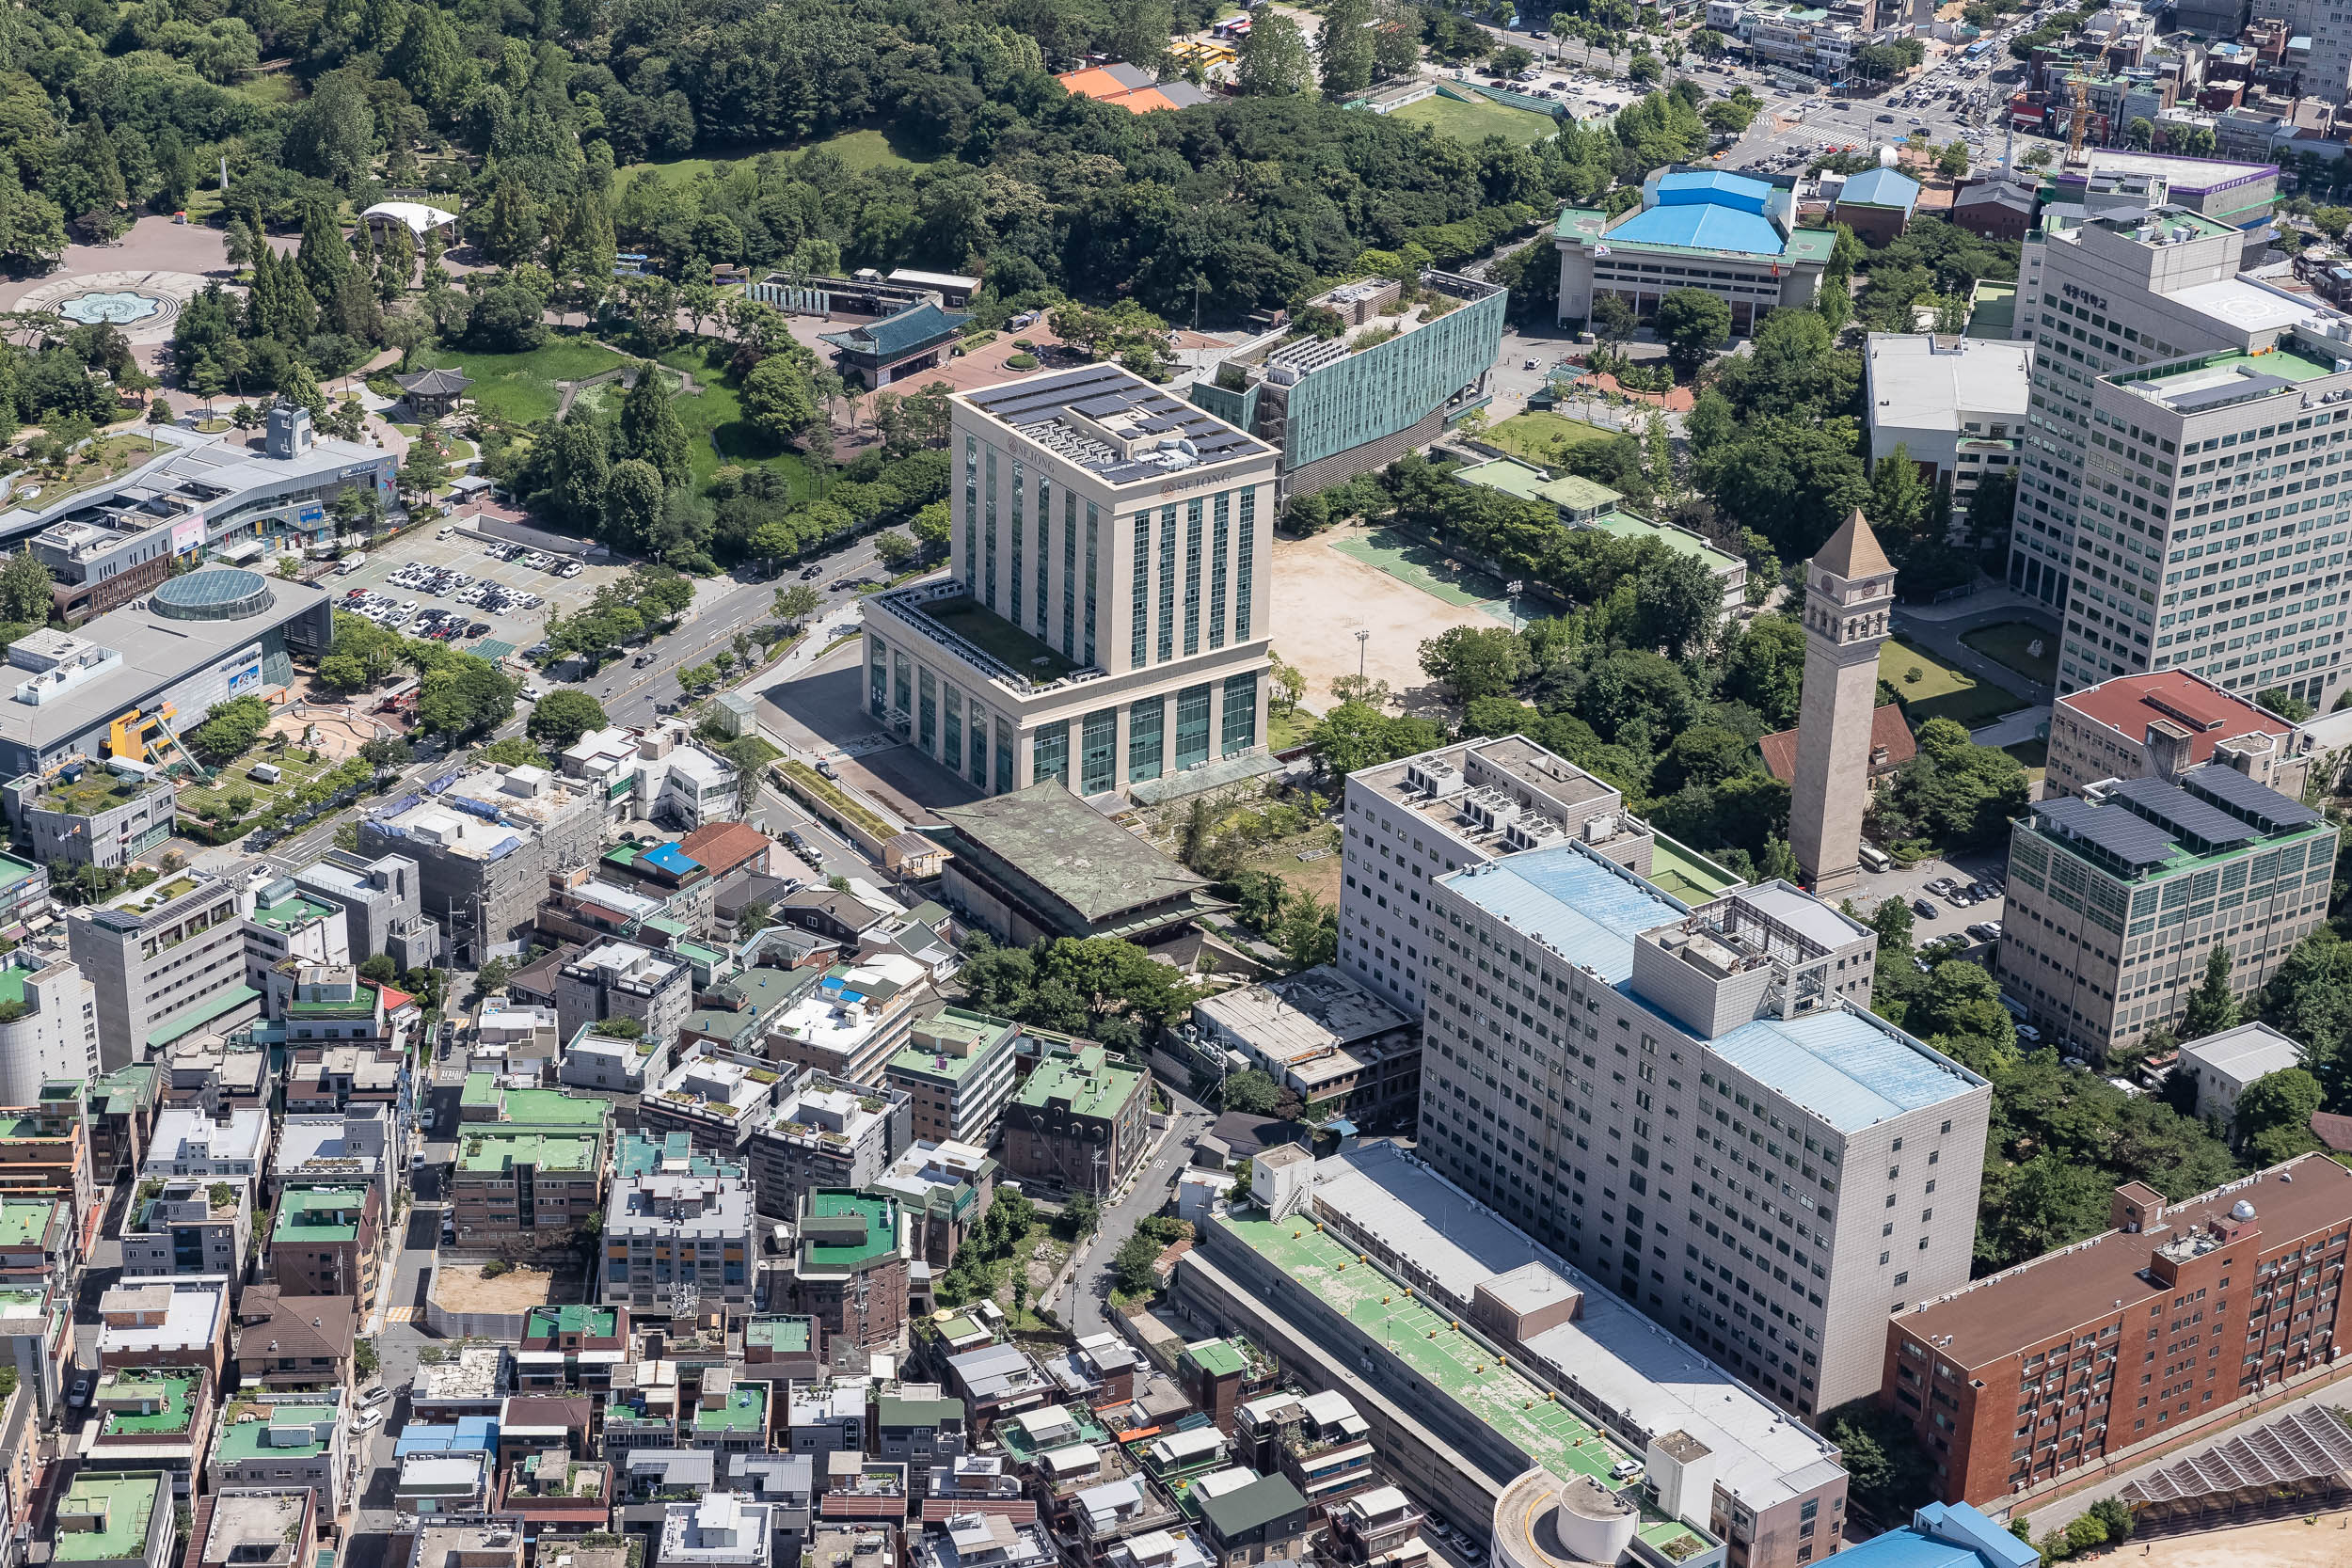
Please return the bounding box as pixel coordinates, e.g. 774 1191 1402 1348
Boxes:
2183 762 2323 830
966 365 1268 475
2035 797 2180 868
2106 776 2258 849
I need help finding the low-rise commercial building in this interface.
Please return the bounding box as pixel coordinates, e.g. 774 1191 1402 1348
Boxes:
358 764 599 965
157 1034 271 1114
2176 1021 2304 1123
2 767 175 871
291 848 435 972
885 1008 1021 1147
410 1345 509 1421
84 1061 160 1181
1881 1155 2352 1506
242 880 350 984
1189 966 1417 1130
2001 763 2338 1059
49 1471 175 1568
556 939 693 1048
119 1178 249 1285
1003 1046 1149 1198
266 1183 381 1307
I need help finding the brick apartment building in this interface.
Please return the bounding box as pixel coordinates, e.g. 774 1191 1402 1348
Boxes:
267 1184 382 1308
1880 1156 2352 1506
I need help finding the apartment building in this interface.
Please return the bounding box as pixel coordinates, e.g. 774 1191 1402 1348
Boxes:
69 869 257 1069
874 1141 996 1275
0 952 100 1107
1998 761 2337 1058
147 1107 268 1180
2044 670 2309 800
241 881 350 985
290 849 437 973
0 1087 95 1214
119 1179 250 1285
746 1072 911 1221
2006 206 2352 711
49 1472 174 1568
1338 736 1740 1016
787 1190 910 1353
1883 1156 2352 1505
449 1131 606 1254
884 1008 1021 1146
85 1062 161 1183
863 365 1278 800
1189 966 1419 1130
601 1132 756 1316
1419 846 1992 1416
266 1184 381 1307
642 1047 786 1162
556 939 693 1047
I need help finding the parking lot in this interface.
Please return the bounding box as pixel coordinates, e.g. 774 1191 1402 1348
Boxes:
325 524 634 658
1852 848 2014 986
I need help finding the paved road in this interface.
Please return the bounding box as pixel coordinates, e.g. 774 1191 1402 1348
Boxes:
1061 1085 1218 1342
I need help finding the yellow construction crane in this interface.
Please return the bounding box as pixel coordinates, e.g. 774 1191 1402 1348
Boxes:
2068 77 2090 162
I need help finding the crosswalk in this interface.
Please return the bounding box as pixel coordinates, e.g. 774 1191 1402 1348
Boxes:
385 1306 425 1323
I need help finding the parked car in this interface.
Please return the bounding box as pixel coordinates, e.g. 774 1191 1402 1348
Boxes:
1912 898 1938 919
1967 921 2003 944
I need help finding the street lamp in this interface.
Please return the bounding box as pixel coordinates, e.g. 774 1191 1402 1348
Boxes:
1356 629 1371 679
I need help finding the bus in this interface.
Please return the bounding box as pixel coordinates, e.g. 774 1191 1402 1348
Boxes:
1857 844 1892 873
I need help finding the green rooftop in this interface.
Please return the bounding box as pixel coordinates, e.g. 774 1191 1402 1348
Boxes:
499 1088 611 1130
1586 512 1739 573
215 1406 334 1462
1012 1046 1145 1120
460 1072 500 1109
1450 457 1552 502
695 1384 767 1433
746 1315 813 1353
1645 831 1746 905
273 1185 368 1243
0 1198 56 1249
37 772 154 816
456 1132 597 1173
1184 1339 1250 1378
614 1132 733 1180
52 1473 163 1561
916 594 1082 679
889 1008 1018 1083
247 892 338 934
145 984 261 1049
0 964 27 1012
803 1190 898 1269
90 1065 157 1117
528 1304 619 1338
96 1369 199 1436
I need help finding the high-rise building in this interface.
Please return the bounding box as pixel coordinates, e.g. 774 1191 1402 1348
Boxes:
1996 761 2336 1059
1789 512 1896 899
2004 206 2352 711
0 953 99 1105
1416 846 1992 1415
1336 736 1745 1017
860 366 1279 800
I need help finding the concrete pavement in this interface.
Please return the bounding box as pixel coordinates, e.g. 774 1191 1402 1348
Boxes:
1058 1085 1217 1342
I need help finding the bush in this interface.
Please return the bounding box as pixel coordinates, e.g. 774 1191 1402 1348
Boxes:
480 1259 511 1278
1005 353 1038 369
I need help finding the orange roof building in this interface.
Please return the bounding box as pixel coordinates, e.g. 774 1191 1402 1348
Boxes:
1057 63 1214 113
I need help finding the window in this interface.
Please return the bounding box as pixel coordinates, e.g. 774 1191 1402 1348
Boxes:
1131 514 1151 667
1209 491 1231 650
983 447 998 610
1221 673 1258 756
1083 505 1099 666
1080 708 1117 794
1236 488 1257 641
1011 460 1027 628
1175 684 1213 771
1157 507 1177 663
1183 499 1204 655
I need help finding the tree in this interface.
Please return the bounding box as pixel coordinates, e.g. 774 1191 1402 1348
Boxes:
601 460 668 554
1820 1402 1934 1521
620 366 691 489
774 584 821 628
1590 292 1637 346
873 531 917 570
2234 1068 2325 1164
1867 444 1932 544
1237 11 1315 94
1223 1069 1281 1116
187 696 271 763
743 353 820 444
399 429 452 508
1937 140 1971 180
2182 944 2238 1041
1064 1193 1101 1238
2086 1497 2133 1546
1111 1230 1162 1296
1654 288 1730 372
0 550 55 626
525 689 609 751
1418 626 1529 705
1318 0 1376 98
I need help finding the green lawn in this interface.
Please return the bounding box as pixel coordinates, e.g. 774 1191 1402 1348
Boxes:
618 127 932 186
233 72 300 106
1484 411 1620 465
1392 93 1560 147
1882 636 2028 728
412 336 632 426
653 343 828 499
179 745 342 826
1960 620 2059 687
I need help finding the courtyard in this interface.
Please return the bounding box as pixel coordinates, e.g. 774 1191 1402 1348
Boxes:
1881 635 2028 728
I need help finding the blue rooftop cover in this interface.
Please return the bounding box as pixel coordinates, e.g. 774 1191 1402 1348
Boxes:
1438 847 1688 984
1611 198 1787 256
1838 167 1923 213
395 1417 500 1455
1654 170 1772 213
1710 1007 1979 1132
642 842 702 877
1831 1504 2039 1568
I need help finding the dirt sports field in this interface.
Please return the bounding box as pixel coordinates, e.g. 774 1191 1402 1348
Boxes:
1270 532 1513 715
2127 1513 2352 1566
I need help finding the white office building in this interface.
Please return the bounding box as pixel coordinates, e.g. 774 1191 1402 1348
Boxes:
1863 334 2031 528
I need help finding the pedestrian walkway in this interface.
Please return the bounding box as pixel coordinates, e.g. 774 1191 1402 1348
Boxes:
384 1305 425 1323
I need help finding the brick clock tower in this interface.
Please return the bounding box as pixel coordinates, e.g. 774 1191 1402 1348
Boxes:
1789 509 1896 898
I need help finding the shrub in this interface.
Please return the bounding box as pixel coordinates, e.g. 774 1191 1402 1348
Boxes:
1006 353 1039 369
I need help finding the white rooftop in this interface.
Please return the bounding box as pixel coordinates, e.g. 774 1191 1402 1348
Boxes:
2180 1021 2304 1086
1303 1143 1845 1515
1865 334 2030 432
151 1106 268 1165
2174 277 2323 335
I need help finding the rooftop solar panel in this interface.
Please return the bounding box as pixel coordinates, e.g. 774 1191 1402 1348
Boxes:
2106 776 2258 847
2183 762 2323 828
2036 798 2179 866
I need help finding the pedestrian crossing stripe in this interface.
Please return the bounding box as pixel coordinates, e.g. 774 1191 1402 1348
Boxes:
386 1306 424 1323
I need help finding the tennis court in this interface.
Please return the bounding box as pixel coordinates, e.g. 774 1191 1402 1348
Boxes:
1326 528 1544 629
